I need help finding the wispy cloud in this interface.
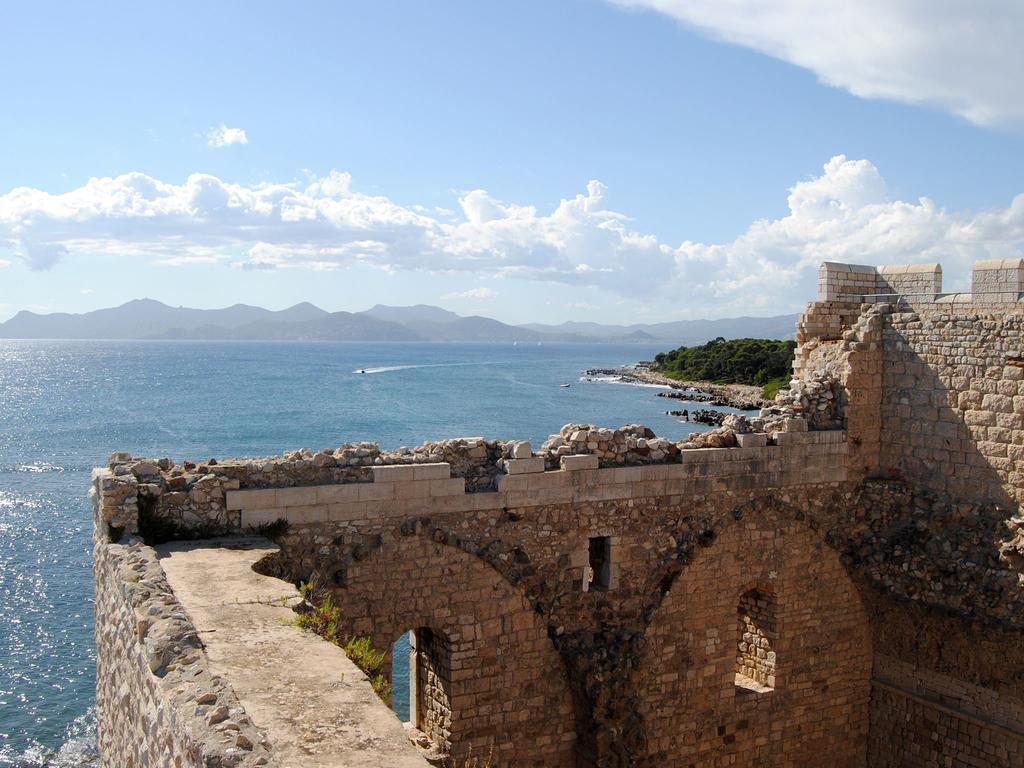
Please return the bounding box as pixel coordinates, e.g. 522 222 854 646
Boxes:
0 259 11 268
612 0 1024 128
441 287 497 301
206 124 249 147
1 158 1023 315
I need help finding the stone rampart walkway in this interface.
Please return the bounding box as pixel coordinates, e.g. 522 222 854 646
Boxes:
157 538 430 768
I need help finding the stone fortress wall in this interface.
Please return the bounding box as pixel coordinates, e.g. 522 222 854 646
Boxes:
92 258 1024 767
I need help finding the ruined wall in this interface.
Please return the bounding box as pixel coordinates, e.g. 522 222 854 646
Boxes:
869 656 1024 766
323 534 577 767
92 471 276 768
637 503 871 768
112 428 851 767
799 259 1024 768
879 305 1024 503
872 304 1024 767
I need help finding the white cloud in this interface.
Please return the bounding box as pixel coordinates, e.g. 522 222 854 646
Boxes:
155 254 224 267
441 287 497 301
207 124 249 147
612 0 1024 127
1 158 1023 316
0 259 10 268
564 302 599 311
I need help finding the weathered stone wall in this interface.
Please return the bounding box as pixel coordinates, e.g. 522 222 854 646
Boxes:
869 654 1024 767
92 472 276 768
113 430 850 767
797 260 1024 768
251 478 867 767
878 304 1024 504
637 503 871 768
870 303 1024 767
414 627 453 752
97 435 1023 767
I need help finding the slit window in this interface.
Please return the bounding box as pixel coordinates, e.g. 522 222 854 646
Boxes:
588 536 611 592
735 587 776 695
391 628 453 753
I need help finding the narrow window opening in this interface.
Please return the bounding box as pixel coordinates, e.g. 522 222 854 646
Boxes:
391 631 414 723
588 536 611 592
391 628 452 756
735 588 776 696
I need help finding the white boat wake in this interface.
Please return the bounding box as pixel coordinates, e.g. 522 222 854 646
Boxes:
353 362 488 375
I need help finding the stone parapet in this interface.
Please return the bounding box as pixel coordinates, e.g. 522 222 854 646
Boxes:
876 262 942 297
819 261 881 300
972 258 1024 303
819 261 941 302
220 433 847 528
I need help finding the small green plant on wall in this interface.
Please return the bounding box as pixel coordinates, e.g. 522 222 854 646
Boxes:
294 581 391 703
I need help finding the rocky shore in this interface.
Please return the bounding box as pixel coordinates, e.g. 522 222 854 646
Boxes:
583 366 764 410
673 408 728 426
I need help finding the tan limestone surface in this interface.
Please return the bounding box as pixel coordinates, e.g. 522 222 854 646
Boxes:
157 538 430 768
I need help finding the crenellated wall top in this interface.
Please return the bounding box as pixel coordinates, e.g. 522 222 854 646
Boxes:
818 259 1024 305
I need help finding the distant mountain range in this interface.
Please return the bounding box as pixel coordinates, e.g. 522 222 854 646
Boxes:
0 300 797 345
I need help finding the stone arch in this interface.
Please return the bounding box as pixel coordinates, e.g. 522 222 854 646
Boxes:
325 532 577 768
635 499 872 767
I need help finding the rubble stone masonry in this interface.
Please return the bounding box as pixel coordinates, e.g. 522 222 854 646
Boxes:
92 259 1024 767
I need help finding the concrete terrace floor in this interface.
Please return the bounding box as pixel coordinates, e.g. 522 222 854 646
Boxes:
157 537 431 768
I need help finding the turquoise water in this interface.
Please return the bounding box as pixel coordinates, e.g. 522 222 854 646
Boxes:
0 340 742 765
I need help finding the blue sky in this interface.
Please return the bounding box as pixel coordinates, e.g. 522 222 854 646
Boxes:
2 0 1023 323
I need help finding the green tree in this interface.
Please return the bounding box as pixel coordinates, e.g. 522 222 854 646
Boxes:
652 337 796 386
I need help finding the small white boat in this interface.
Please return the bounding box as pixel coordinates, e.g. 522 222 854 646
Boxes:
560 383 571 388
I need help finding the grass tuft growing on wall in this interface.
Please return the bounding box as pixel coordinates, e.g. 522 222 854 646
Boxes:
295 581 392 703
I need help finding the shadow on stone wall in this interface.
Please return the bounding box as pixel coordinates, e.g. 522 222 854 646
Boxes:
873 317 1023 629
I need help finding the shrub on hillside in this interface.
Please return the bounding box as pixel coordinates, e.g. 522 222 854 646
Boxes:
652 337 796 386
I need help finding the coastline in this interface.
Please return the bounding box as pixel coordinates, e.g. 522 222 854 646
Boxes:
583 365 765 410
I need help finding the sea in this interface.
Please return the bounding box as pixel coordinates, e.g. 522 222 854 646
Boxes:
0 340 750 766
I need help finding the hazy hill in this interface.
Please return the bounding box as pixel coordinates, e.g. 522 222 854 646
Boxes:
521 314 798 345
362 304 545 342
362 304 462 326
0 299 314 340
153 311 422 342
0 300 797 343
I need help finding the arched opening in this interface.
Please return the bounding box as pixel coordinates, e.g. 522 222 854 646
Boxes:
319 534 576 767
735 587 776 695
635 505 872 766
390 627 453 754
